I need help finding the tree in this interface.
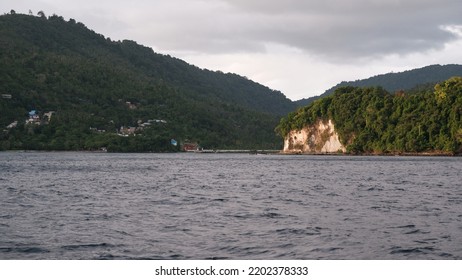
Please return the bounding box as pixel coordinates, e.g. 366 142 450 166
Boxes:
37 11 46 18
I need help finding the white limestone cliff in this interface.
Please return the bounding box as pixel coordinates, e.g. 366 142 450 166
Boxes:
283 119 346 153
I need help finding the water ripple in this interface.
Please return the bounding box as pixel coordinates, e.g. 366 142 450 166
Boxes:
1 152 461 259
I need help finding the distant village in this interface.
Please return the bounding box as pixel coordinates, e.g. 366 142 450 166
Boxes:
2 97 165 135
5 109 169 138
2 95 201 152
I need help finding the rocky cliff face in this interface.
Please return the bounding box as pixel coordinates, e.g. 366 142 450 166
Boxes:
283 119 346 153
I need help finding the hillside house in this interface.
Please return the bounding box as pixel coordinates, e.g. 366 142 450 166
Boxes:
43 111 54 122
183 142 200 152
6 121 18 129
118 126 137 136
25 110 40 125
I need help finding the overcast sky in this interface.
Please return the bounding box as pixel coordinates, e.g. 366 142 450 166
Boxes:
2 0 462 100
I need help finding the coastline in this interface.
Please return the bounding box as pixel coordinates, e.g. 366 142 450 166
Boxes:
1 149 459 156
279 150 459 156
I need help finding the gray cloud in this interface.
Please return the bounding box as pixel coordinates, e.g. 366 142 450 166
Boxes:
129 0 462 60
3 0 460 60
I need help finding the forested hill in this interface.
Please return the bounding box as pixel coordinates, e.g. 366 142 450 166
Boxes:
277 77 462 155
0 12 296 151
296 64 462 107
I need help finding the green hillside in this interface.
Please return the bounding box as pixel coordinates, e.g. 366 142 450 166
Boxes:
277 77 462 155
0 13 296 151
296 64 462 107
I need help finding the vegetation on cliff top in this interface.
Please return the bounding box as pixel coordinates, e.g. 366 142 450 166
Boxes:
295 64 462 107
277 77 462 154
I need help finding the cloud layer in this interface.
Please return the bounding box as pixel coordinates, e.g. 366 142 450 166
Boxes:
128 0 462 60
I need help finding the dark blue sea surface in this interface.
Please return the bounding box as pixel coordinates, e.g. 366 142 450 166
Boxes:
0 152 461 259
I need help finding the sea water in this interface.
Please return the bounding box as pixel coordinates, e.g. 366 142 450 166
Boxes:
1 152 461 259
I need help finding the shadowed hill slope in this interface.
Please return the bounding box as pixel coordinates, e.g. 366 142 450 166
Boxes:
0 13 296 151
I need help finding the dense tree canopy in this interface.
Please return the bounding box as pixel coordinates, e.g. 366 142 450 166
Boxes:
276 77 462 154
296 64 462 107
0 13 295 151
